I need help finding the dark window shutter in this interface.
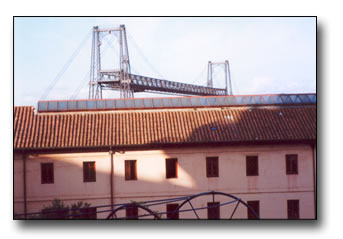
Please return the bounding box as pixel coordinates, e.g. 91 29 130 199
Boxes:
166 158 177 178
207 202 220 219
83 162 96 182
286 154 298 175
125 160 131 180
287 200 299 219
246 156 258 176
206 157 219 177
131 161 136 180
126 205 138 219
247 200 260 219
41 163 54 184
125 160 137 180
166 204 179 219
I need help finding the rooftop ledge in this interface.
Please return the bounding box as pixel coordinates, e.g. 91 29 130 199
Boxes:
37 93 316 113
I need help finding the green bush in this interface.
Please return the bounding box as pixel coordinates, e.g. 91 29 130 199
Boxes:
30 199 93 219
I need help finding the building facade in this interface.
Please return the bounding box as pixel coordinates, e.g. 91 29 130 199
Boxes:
13 94 317 219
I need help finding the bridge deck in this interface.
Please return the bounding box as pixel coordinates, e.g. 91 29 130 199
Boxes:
98 73 227 96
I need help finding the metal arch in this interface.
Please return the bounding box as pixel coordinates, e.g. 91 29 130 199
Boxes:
175 191 260 219
16 191 259 219
106 203 161 220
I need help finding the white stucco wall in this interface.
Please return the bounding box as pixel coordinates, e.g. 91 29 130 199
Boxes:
14 144 316 219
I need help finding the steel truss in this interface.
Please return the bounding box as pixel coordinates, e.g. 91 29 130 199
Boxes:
98 73 227 96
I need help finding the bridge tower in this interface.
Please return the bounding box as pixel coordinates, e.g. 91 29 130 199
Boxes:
207 60 233 95
89 25 133 99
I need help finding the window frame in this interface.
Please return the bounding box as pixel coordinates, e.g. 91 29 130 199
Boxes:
206 157 219 178
207 202 220 219
41 163 54 184
286 154 298 175
125 160 137 180
83 161 96 182
287 200 300 219
247 200 260 219
246 156 259 176
166 158 178 179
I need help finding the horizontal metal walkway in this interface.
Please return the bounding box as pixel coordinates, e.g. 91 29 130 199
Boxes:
97 73 227 96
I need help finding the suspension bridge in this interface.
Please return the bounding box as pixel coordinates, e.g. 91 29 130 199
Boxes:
40 24 233 101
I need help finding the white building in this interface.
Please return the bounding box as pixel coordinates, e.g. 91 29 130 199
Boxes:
14 93 316 219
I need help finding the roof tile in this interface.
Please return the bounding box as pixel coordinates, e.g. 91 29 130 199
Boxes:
13 105 316 150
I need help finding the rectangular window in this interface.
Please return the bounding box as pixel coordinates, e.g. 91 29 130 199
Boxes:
247 200 260 219
166 203 179 219
206 157 219 177
126 205 138 219
286 154 298 175
207 202 220 219
246 156 258 176
83 162 96 182
166 158 178 179
287 200 300 219
125 160 137 180
41 163 54 184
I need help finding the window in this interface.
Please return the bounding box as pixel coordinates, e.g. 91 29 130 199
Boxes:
125 160 137 180
126 204 138 219
207 202 220 219
286 154 298 175
83 162 96 182
247 200 260 219
206 157 219 177
287 200 299 219
166 158 178 179
166 204 179 219
246 156 258 176
41 163 54 184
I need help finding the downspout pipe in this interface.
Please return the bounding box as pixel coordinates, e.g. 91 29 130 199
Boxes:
23 153 27 219
311 144 317 219
109 149 114 211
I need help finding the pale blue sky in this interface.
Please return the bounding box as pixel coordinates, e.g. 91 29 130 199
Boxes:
14 17 316 106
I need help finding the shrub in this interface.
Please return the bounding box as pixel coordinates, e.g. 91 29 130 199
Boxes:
30 199 94 219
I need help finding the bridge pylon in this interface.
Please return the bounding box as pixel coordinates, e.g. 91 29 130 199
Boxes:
207 60 233 95
89 25 133 99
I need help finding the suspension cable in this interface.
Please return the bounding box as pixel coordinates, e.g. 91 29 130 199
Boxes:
189 66 207 85
70 39 111 99
71 32 143 99
40 30 92 100
127 32 165 79
102 36 140 75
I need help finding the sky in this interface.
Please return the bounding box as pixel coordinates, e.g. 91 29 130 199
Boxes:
14 17 316 106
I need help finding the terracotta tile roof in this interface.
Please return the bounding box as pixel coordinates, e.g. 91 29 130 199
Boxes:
14 105 316 150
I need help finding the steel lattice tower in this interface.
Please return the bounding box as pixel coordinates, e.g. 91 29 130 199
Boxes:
207 60 233 95
89 25 133 99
